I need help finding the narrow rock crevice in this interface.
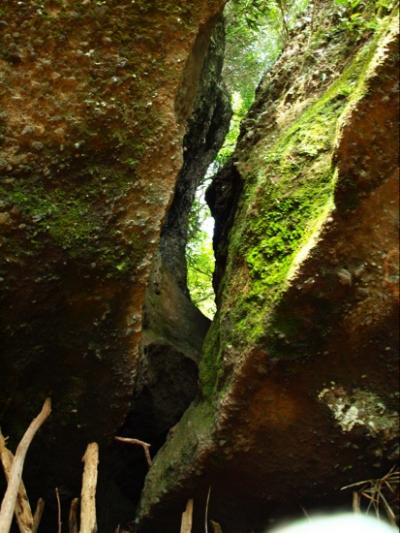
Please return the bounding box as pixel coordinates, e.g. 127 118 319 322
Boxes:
99 15 232 531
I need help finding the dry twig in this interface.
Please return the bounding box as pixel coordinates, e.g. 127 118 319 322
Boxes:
32 499 45 533
180 499 194 533
55 487 62 533
352 491 361 514
205 486 211 533
68 497 79 533
115 436 152 467
342 466 400 525
0 432 34 533
0 398 51 533
80 443 99 533
210 521 223 533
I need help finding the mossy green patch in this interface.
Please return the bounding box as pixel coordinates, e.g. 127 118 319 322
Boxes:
138 399 215 518
199 313 223 398
199 14 391 398
0 169 146 277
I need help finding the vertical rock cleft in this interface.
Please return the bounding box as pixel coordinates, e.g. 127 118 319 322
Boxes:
104 13 232 527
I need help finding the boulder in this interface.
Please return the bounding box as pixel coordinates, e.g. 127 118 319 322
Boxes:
137 9 399 532
0 0 225 507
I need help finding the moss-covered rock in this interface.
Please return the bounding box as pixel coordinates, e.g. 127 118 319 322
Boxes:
137 7 399 532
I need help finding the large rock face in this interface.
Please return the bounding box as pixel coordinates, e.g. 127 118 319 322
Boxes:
137 7 399 532
0 0 225 508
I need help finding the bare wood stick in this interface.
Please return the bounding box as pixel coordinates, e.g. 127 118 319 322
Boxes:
68 498 79 533
0 398 51 533
352 491 361 513
180 499 193 533
80 443 99 533
114 436 152 467
210 521 223 533
55 488 62 533
0 431 34 533
205 486 211 533
32 498 45 533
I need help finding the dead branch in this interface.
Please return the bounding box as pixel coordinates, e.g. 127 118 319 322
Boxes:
352 491 361 513
342 466 400 525
68 498 79 533
32 499 45 533
205 486 211 533
0 431 34 533
210 521 223 533
115 436 152 467
80 443 99 533
55 488 62 533
0 398 51 533
180 499 194 533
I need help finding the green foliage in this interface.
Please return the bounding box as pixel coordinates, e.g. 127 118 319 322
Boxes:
332 0 395 35
224 0 309 97
218 0 310 169
186 188 216 319
223 0 283 101
215 92 249 167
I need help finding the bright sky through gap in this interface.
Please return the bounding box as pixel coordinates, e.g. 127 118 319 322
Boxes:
198 162 217 239
201 215 215 239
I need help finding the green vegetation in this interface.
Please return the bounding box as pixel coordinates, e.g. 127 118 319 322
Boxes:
215 92 249 167
224 0 310 100
0 169 145 277
186 182 216 319
333 0 396 35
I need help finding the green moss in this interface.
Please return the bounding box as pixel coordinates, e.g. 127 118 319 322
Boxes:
139 399 215 516
199 314 223 398
0 170 147 277
199 14 392 395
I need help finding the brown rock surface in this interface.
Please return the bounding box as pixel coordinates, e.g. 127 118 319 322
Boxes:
0 0 224 503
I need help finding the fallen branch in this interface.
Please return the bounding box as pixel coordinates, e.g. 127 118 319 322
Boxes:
180 499 194 533
115 436 152 467
0 432 34 533
80 443 99 533
0 398 51 533
352 491 361 514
